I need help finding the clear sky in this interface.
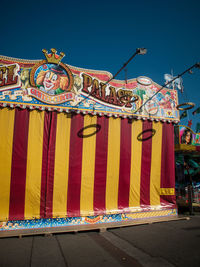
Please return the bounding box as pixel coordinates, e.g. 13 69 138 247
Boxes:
1 0 200 131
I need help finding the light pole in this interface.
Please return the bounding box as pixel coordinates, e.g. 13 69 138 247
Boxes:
74 47 147 108
105 48 147 84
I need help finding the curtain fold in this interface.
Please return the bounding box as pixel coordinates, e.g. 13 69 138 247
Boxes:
0 109 176 221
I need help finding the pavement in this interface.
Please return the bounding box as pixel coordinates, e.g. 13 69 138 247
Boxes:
0 215 200 267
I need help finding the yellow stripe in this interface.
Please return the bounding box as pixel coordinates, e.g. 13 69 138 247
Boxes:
25 110 44 219
175 144 196 151
160 188 175 195
80 115 97 216
150 121 163 206
106 117 120 212
53 113 71 217
0 108 15 221
129 120 143 208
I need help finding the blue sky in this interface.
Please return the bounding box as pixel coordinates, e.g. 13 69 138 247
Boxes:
1 0 200 131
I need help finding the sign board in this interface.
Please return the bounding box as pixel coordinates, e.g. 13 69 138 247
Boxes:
0 48 179 122
175 125 200 146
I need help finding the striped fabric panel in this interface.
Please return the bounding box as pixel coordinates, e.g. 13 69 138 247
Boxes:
40 112 51 218
0 108 15 221
106 117 121 212
129 120 143 208
118 119 132 210
160 123 176 207
25 110 44 219
9 109 30 220
140 120 152 207
53 113 71 217
67 114 84 217
80 115 97 216
0 111 177 221
93 116 109 214
150 121 162 206
44 111 57 218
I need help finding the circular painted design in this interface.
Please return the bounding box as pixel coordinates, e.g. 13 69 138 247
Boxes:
137 129 156 141
137 76 152 86
77 124 101 138
176 102 195 111
30 61 74 95
145 100 158 115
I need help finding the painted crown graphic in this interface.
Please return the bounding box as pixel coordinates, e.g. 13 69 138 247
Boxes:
42 48 65 64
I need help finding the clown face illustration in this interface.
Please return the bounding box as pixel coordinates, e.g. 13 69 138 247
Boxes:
43 71 60 91
36 65 69 95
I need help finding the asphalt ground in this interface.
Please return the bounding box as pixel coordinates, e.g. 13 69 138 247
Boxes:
0 215 200 267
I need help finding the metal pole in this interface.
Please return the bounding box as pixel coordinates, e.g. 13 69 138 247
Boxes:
186 166 194 215
74 48 147 107
105 50 139 84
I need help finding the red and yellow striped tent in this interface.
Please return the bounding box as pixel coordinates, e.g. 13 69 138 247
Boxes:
0 108 176 222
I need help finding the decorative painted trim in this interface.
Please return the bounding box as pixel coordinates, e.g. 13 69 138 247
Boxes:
0 103 179 123
0 209 177 232
160 188 175 195
0 50 180 122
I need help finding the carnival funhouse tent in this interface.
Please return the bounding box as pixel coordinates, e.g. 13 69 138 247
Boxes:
0 49 179 236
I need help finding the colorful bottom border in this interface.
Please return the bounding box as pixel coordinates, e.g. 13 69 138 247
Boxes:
0 209 177 233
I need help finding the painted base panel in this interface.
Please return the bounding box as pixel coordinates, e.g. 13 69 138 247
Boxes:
0 209 177 238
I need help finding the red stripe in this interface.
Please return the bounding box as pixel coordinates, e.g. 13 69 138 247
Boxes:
67 114 84 217
140 120 152 207
45 112 57 218
160 123 176 207
40 112 50 218
93 116 109 214
118 119 132 210
196 146 200 152
9 109 29 220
